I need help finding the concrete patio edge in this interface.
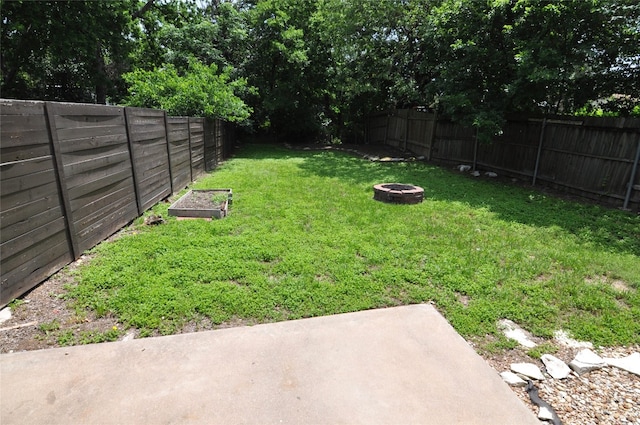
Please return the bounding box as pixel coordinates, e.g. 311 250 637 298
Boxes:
1 304 540 424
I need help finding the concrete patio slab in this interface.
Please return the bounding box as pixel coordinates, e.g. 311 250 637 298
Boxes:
1 304 539 424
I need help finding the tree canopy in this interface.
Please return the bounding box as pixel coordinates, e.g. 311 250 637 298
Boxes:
2 0 638 140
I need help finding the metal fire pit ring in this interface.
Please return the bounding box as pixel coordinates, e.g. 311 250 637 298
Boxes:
373 183 424 204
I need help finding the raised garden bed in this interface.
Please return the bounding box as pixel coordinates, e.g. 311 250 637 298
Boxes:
168 189 232 219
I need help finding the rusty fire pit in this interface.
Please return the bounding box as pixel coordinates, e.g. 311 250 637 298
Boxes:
373 183 424 204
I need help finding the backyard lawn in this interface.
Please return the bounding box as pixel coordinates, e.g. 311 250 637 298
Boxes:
66 144 640 349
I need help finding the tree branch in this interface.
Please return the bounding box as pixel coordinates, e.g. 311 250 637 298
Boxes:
132 0 156 20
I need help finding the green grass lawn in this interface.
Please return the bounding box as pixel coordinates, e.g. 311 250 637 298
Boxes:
65 144 640 349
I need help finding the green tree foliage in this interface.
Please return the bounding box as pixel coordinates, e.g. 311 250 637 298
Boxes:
311 0 417 141
2 0 638 137
148 2 249 73
242 0 324 140
1 0 138 103
425 0 514 140
128 0 210 73
123 1 253 123
509 0 640 115
123 58 252 121
427 0 639 136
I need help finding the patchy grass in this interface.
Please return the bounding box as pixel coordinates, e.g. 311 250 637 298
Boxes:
66 144 640 347
527 342 560 359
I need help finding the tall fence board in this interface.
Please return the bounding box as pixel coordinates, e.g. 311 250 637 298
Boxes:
385 110 406 150
0 99 236 307
0 100 73 304
431 120 475 162
47 102 139 256
126 107 172 212
166 117 192 193
204 119 218 172
406 110 436 159
220 121 235 163
368 109 640 211
535 118 640 204
189 118 205 177
474 118 541 176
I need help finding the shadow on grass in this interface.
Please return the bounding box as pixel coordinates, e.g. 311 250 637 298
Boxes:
287 147 640 257
231 143 299 160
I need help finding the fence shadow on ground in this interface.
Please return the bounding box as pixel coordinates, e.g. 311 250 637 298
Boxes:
294 149 640 258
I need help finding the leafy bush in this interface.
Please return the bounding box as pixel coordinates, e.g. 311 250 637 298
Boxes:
123 57 254 122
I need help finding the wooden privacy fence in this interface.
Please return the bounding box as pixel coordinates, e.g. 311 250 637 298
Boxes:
367 109 437 158
367 109 640 212
0 99 235 307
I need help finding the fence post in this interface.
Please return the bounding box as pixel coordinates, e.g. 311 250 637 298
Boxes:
427 110 437 161
216 120 220 163
203 118 211 172
472 127 479 171
164 111 175 194
403 109 409 152
383 110 391 146
44 102 78 260
532 117 547 186
213 119 218 169
187 118 194 182
123 108 143 216
623 138 640 210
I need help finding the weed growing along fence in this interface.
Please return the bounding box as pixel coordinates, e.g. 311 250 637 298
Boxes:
367 110 640 211
0 99 235 307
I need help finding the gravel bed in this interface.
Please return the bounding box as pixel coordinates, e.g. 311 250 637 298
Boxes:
484 345 640 424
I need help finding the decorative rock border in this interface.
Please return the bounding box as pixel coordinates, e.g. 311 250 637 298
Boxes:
496 322 640 424
373 183 424 204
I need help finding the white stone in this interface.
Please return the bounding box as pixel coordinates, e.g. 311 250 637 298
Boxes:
0 307 11 324
574 348 605 365
569 349 606 375
498 319 537 348
538 406 555 421
500 371 527 387
604 352 640 376
553 330 593 349
122 331 136 342
511 363 545 380
541 354 572 379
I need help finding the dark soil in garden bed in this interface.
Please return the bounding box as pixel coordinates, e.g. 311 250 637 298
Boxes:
172 190 227 210
168 189 231 219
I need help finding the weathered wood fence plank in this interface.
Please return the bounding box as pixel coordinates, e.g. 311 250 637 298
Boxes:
125 107 172 213
204 119 218 172
47 102 139 257
189 118 205 178
166 117 192 193
0 100 73 305
0 99 236 307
